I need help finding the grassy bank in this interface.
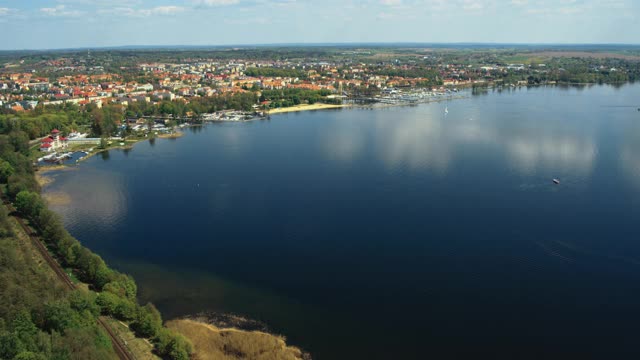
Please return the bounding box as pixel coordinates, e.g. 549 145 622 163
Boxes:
167 318 308 360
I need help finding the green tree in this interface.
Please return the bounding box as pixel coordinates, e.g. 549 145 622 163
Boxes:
8 131 30 156
14 351 47 360
43 301 79 333
155 329 193 360
95 292 120 316
0 160 14 183
11 311 38 348
103 274 137 301
68 291 100 317
7 174 39 200
131 303 162 338
0 332 25 359
15 191 44 220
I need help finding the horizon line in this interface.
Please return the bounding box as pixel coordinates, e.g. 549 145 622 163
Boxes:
2 42 640 52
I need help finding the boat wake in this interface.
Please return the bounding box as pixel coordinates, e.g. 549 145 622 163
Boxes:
535 240 575 263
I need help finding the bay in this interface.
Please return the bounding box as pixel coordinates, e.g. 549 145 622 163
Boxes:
45 84 640 359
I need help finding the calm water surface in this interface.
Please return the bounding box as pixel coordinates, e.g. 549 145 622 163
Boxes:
46 84 640 359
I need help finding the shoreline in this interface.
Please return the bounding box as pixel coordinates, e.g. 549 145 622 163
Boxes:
268 103 347 114
166 315 310 360
36 138 147 187
157 131 184 139
34 96 467 356
35 165 77 187
35 95 469 186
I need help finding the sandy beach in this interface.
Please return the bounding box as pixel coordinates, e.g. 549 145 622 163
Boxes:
268 103 347 114
157 131 184 139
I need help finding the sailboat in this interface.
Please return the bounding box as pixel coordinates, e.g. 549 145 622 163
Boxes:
444 106 448 115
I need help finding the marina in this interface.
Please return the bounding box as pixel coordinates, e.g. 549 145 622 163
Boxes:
37 151 89 166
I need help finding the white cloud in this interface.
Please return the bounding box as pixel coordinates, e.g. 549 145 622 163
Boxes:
558 6 583 14
224 17 271 24
99 6 185 17
56 0 142 5
526 7 551 14
380 0 402 5
462 0 484 11
0 8 11 16
146 6 185 15
40 5 83 17
518 0 635 17
100 7 136 16
193 0 241 6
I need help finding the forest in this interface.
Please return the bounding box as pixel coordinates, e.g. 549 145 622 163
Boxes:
0 127 192 360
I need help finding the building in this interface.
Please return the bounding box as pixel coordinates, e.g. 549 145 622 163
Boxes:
40 129 69 152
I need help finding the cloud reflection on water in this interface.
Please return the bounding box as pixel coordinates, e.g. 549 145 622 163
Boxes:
619 122 640 189
322 103 598 179
505 135 596 176
323 121 366 163
372 108 453 173
47 168 127 234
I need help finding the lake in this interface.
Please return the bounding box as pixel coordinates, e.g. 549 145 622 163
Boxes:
44 84 640 359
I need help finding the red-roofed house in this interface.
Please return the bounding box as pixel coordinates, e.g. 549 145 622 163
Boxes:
40 129 68 152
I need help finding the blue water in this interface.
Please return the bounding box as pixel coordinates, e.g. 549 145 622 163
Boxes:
46 84 640 359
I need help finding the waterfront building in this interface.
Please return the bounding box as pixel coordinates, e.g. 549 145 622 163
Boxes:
40 129 69 152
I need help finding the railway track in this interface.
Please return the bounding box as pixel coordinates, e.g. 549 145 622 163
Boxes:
2 198 135 360
98 317 136 360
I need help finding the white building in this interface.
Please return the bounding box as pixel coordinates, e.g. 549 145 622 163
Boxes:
39 129 69 152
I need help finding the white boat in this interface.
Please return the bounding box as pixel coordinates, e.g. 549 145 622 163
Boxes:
42 153 57 162
444 106 449 115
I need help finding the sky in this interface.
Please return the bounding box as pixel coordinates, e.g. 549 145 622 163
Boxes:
0 0 638 50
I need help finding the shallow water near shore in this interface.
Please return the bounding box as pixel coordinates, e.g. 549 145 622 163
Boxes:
45 84 640 359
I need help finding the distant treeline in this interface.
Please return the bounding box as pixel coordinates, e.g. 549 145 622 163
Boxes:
244 67 307 79
0 126 193 359
0 48 339 70
123 92 260 118
478 57 640 85
368 66 442 85
260 88 342 108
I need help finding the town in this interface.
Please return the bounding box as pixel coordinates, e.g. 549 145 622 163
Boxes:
2 46 638 115
0 46 639 164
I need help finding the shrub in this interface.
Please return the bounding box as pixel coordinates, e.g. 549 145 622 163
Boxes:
15 191 44 220
68 291 100 317
131 303 162 338
7 174 39 199
96 292 120 316
154 328 193 360
0 160 14 183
